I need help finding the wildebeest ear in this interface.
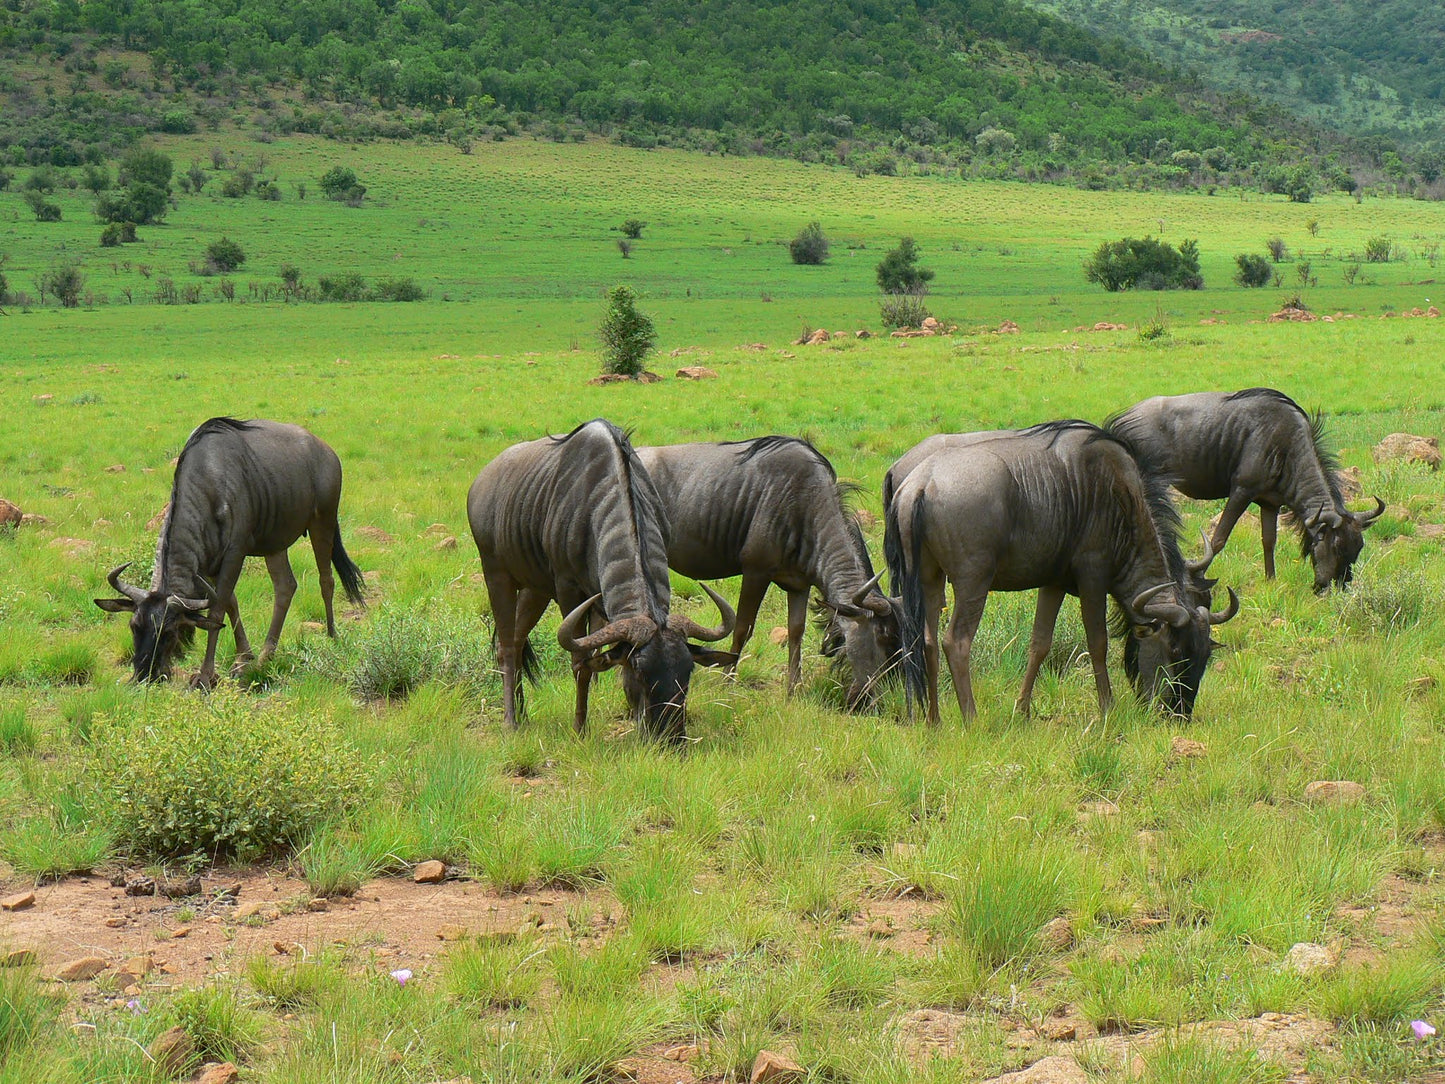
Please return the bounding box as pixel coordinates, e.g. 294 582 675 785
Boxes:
586 644 632 673
1132 622 1162 639
181 611 226 631
94 597 136 613
689 646 738 668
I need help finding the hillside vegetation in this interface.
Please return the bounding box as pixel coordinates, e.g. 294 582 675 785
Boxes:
0 0 1386 191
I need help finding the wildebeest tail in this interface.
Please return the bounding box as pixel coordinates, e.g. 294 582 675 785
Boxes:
884 488 929 714
331 530 367 605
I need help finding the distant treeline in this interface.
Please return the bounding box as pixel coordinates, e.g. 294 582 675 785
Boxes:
0 0 1403 189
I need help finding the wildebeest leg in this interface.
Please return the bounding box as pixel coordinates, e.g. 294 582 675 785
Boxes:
1209 490 1254 558
193 554 246 690
258 550 298 664
729 573 769 672
942 587 987 722
307 521 338 636
483 568 523 728
571 652 593 735
1078 589 1113 713
1259 502 1279 580
225 594 253 664
1015 586 1065 717
920 563 948 725
785 588 808 696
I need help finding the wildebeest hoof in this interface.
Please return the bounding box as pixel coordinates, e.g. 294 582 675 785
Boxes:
189 670 219 691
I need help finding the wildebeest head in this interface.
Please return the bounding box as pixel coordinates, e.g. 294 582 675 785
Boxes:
1302 498 1384 593
1126 578 1239 718
817 571 904 711
93 563 223 682
557 584 737 740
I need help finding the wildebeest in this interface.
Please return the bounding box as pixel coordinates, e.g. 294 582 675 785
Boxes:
1110 389 1385 592
884 421 1237 723
467 419 736 741
94 418 366 686
634 437 901 710
881 429 1016 514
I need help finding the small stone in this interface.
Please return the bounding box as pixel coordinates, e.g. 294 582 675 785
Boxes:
19 513 49 527
56 956 109 982
1408 675 1436 698
751 1049 805 1083
768 626 789 646
1304 780 1367 805
274 941 292 955
1 949 37 967
0 499 21 529
233 901 265 921
1077 799 1120 818
170 925 192 939
148 1026 195 1076
197 1063 240 1084
1 891 36 911
355 526 395 545
436 924 468 941
675 365 719 380
434 536 458 551
413 860 447 884
212 882 242 899
664 1044 702 1061
867 918 895 938
1042 1021 1077 1042
1170 736 1207 759
1039 917 1073 952
122 956 153 978
307 897 329 912
104 463 125 473
983 1055 1088 1083
1284 941 1337 976
104 916 129 928
1374 433 1441 471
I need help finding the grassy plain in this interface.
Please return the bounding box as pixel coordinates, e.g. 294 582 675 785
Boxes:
3 137 1445 1081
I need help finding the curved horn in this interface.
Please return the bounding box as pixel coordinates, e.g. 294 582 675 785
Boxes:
1355 496 1386 526
107 562 147 603
670 582 736 643
850 570 886 610
1184 528 1215 575
1304 505 1325 530
1206 586 1240 625
166 593 211 612
1131 582 1190 627
556 594 657 655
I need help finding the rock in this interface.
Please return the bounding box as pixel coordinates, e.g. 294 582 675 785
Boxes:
55 956 109 982
422 523 451 537
983 1055 1088 1083
664 1044 703 1061
675 365 718 380
434 536 458 551
1 891 36 911
1 949 37 967
768 626 789 646
33 393 53 403
1408 675 1436 698
1039 917 1073 952
751 1049 805 1083
0 499 21 529
170 925 191 939
995 320 1020 334
146 502 171 531
1042 1020 1077 1042
1335 467 1364 499
1077 799 1119 819
1283 942 1337 976
1091 322 1128 331
436 923 468 941
104 916 129 928
233 901 266 921
121 956 153 978
104 463 125 473
805 329 830 345
307 897 329 912
148 1026 195 1076
355 526 395 546
19 513 49 527
48 537 95 557
587 371 662 385
922 316 943 331
742 342 767 350
1170 736 1207 759
413 860 447 884
891 842 919 859
1374 433 1441 471
159 875 201 899
855 329 871 339
197 1064 240 1084
867 918 895 938
1304 780 1366 805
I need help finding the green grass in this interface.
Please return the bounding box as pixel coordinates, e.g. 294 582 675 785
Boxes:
2 134 1445 1081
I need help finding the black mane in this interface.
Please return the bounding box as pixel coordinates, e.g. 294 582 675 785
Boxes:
160 417 259 586
728 434 838 480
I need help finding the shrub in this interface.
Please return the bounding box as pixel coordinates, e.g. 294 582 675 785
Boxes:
1364 236 1393 263
877 236 934 295
879 292 931 329
119 146 172 190
789 221 829 265
220 169 254 198
96 182 168 225
619 218 647 239
0 167 12 191
319 165 365 203
1084 236 1202 291
255 179 280 200
1266 237 1289 263
160 108 197 134
93 688 372 861
42 264 84 307
1234 253 1272 287
22 166 57 193
617 239 632 258
81 163 110 194
99 221 137 247
318 272 368 301
205 236 246 273
599 284 657 376
23 190 60 221
372 276 425 302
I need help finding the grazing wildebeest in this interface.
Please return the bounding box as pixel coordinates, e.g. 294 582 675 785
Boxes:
467 419 737 741
94 418 366 687
884 421 1237 724
1110 389 1385 592
881 429 1016 515
635 437 901 709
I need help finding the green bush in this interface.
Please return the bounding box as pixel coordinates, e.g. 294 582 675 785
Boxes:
1364 236 1393 263
23 190 60 221
160 109 198 134
100 221 137 247
93 688 372 861
1084 236 1202 291
205 236 246 273
41 264 84 308
876 236 934 294
372 275 425 301
318 272 368 301
319 165 365 203
790 221 829 265
1234 253 1272 287
879 292 931 329
619 218 647 239
599 284 657 376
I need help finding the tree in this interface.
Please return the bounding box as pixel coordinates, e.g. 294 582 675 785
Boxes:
42 264 84 308
23 190 61 221
619 219 646 239
319 166 365 203
789 221 829 265
876 237 934 295
205 237 246 273
1234 253 1272 287
599 285 656 376
120 147 173 190
1083 237 1202 291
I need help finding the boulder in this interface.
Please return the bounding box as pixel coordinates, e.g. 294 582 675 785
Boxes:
806 329 830 345
855 329 871 339
414 859 447 884
148 1026 195 1076
1334 466 1364 499
197 1064 240 1084
751 1050 804 1083
1 891 36 911
48 537 95 557
434 536 458 551
1304 780 1366 805
1039 917 1073 952
104 464 125 474
1283 942 1336 976
1170 736 1207 759
1374 433 1441 471
982 1056 1088 1084
55 956 109 982
0 499 21 529
675 366 718 380
1 948 37 967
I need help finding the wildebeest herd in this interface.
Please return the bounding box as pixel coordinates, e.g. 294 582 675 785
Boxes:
95 388 1386 741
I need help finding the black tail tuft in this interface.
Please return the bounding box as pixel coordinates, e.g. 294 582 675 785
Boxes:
884 488 929 715
331 530 367 605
